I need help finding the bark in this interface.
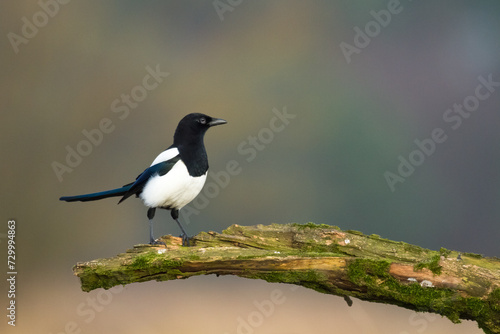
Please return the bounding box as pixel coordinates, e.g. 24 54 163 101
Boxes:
73 223 500 333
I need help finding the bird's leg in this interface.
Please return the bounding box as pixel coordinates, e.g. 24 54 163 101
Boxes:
149 219 155 244
147 208 165 246
171 209 190 246
175 218 190 246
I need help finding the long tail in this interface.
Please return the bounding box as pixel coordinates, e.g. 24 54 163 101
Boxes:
59 184 133 202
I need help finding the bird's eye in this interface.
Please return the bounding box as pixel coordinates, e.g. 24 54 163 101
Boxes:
199 117 207 124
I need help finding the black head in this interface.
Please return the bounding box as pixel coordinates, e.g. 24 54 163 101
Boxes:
173 113 227 146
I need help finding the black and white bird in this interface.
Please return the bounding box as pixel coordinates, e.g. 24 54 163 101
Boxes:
60 113 227 246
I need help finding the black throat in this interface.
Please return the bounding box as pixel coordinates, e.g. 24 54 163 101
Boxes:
177 141 208 177
173 125 209 177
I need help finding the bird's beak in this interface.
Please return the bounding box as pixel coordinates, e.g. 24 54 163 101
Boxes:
208 118 227 127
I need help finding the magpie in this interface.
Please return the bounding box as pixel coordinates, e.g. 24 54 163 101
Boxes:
60 113 227 246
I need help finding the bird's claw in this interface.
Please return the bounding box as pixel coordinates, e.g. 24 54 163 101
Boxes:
180 233 191 247
150 239 166 246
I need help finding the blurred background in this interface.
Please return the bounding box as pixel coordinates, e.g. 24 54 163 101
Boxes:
1 1 499 333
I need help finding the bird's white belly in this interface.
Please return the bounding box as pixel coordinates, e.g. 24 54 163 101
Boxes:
139 161 207 209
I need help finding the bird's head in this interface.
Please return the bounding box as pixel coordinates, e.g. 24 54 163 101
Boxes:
174 113 227 145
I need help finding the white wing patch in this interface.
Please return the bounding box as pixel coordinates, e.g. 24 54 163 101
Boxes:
150 147 179 166
140 160 207 209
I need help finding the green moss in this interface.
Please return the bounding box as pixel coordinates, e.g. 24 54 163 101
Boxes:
291 222 333 230
300 242 344 255
302 251 348 258
236 254 259 260
77 265 122 292
347 259 391 285
414 254 442 275
399 242 427 255
129 252 184 272
461 256 500 272
488 288 500 312
346 230 364 236
244 269 333 293
258 269 321 283
130 252 158 269
346 258 500 331
158 258 184 270
439 247 452 258
463 252 483 259
441 294 500 332
185 254 201 261
367 234 395 243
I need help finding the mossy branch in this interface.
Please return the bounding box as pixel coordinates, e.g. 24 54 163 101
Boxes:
73 223 500 333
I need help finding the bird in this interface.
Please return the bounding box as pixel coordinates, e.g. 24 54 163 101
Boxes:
60 113 227 246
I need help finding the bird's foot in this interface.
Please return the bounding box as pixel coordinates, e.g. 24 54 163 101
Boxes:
149 238 166 246
180 233 191 247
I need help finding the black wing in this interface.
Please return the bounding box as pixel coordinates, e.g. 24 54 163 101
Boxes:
118 155 181 204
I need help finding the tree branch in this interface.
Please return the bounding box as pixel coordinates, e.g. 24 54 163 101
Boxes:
73 223 500 334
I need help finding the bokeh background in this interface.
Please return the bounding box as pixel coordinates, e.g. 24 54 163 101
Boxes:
1 1 499 333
